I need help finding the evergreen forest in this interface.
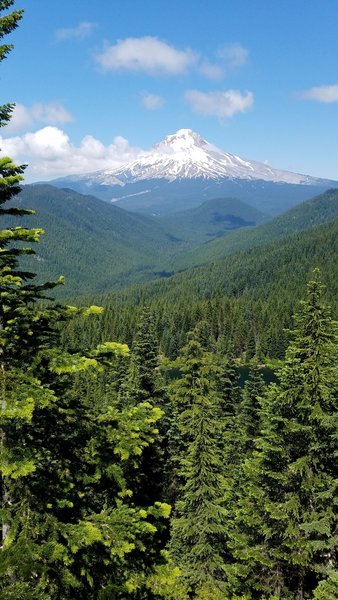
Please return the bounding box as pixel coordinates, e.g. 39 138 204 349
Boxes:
1 3 338 599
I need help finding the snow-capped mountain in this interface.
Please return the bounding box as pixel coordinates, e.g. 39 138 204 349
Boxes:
86 128 324 186
50 129 337 216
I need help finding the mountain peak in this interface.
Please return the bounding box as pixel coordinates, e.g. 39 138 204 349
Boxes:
55 129 329 189
152 128 210 156
109 128 318 185
162 128 205 147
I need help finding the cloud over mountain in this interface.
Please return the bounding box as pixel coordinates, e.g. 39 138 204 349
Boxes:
184 89 254 118
0 127 144 181
96 36 197 75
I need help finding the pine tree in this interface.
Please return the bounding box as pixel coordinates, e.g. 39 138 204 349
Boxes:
120 306 169 513
237 362 266 456
0 0 23 123
230 271 338 598
169 336 228 595
123 306 162 404
223 363 266 594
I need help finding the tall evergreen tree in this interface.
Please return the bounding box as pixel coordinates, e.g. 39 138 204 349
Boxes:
169 336 228 596
236 362 266 456
120 307 169 516
0 0 23 124
124 306 161 405
230 271 338 598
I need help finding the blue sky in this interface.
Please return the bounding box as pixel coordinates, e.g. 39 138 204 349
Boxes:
1 0 338 182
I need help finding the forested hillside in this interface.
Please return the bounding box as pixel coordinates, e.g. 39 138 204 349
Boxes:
8 185 271 295
157 196 267 244
10 185 338 297
174 188 338 269
9 184 181 293
66 216 338 360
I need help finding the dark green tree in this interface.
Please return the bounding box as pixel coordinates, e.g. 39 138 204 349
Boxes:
237 362 266 456
230 272 338 598
120 307 169 515
124 306 161 405
169 337 228 596
0 0 23 125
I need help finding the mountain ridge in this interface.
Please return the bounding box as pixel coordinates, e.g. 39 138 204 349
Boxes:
49 129 338 216
158 196 268 245
6 185 338 297
54 129 333 187
173 188 338 269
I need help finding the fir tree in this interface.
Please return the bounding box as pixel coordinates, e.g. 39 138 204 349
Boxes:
121 307 168 512
124 306 162 404
237 362 266 456
0 0 23 123
169 336 228 595
231 271 338 598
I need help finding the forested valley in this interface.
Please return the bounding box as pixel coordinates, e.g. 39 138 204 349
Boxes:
1 3 338 599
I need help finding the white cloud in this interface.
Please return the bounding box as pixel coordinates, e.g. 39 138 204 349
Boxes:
55 21 96 41
94 36 249 82
0 127 144 182
4 102 73 132
297 84 338 103
141 92 165 110
96 36 197 75
218 43 249 69
184 89 254 118
199 60 224 81
198 43 249 80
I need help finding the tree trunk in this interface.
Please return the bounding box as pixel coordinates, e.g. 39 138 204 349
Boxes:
297 572 304 600
0 357 9 549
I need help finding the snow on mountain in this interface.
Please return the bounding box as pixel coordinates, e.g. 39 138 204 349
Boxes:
89 128 325 187
49 129 337 216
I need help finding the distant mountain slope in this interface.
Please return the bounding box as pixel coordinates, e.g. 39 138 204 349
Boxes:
173 188 338 269
158 197 267 245
74 215 338 364
10 186 269 294
5 185 338 297
104 129 324 184
96 217 338 347
117 179 335 217
52 128 332 186
49 129 338 216
8 185 181 294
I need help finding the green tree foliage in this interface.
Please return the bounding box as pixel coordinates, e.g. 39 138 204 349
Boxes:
0 0 23 125
169 336 228 595
0 157 171 597
119 307 169 529
312 570 338 600
236 362 266 456
124 306 161 405
230 271 338 598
